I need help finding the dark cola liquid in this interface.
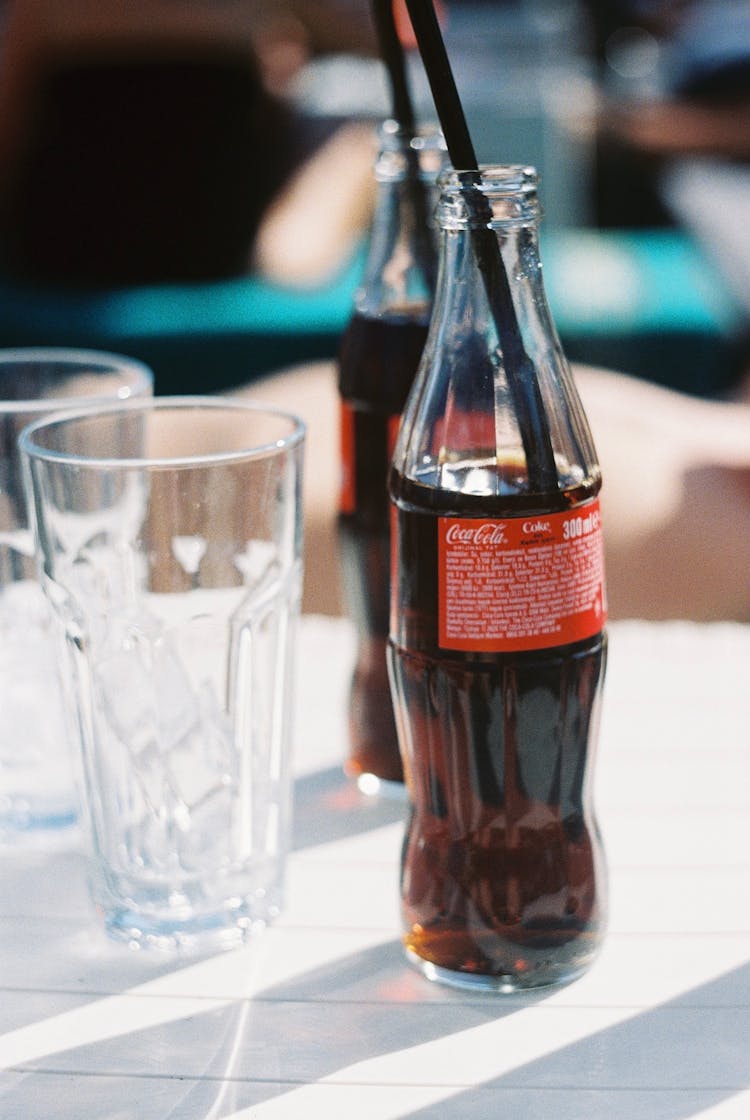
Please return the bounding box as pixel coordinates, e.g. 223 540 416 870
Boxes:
388 467 607 989
337 312 429 785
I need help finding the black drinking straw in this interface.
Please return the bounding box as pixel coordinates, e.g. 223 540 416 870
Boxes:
371 0 438 292
403 0 558 493
372 0 417 134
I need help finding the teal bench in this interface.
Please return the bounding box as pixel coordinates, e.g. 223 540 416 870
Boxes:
542 229 744 398
0 230 742 398
0 248 366 395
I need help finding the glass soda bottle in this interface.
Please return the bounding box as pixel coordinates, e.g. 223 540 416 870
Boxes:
337 119 446 792
388 166 608 991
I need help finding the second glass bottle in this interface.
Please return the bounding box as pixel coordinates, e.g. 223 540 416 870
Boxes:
337 119 446 793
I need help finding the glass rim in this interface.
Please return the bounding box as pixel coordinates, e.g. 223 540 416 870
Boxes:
436 165 542 230
0 347 153 415
437 165 539 191
19 395 306 469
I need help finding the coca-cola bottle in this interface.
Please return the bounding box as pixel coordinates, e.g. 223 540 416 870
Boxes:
388 165 608 991
338 119 446 793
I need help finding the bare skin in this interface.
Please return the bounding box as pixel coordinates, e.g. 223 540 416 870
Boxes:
236 360 750 622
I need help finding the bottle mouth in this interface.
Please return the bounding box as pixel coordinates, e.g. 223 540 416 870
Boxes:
437 165 541 228
375 119 448 182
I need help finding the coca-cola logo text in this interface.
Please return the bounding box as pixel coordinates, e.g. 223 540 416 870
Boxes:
445 522 507 546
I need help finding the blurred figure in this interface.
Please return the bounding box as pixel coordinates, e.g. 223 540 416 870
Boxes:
606 1 750 156
582 0 750 227
238 358 750 621
0 0 378 287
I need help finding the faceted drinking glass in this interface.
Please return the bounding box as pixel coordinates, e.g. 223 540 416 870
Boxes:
0 348 153 842
21 397 304 948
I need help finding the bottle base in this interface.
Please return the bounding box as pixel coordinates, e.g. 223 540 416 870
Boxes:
354 771 407 800
405 946 594 995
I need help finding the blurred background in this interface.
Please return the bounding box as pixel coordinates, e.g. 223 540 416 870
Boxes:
0 0 748 623
0 0 747 401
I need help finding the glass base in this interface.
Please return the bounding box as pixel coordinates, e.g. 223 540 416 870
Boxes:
102 900 280 952
405 947 592 995
0 804 78 845
94 867 285 952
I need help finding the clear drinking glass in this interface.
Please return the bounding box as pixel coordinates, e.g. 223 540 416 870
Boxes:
21 398 305 948
0 348 153 842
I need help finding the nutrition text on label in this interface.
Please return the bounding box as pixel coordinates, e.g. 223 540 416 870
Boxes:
438 503 606 653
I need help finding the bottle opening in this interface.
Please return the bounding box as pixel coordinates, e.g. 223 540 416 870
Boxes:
437 165 541 228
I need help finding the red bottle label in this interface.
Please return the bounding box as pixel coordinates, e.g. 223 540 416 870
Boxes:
339 401 356 514
438 500 607 651
339 404 402 515
387 414 401 461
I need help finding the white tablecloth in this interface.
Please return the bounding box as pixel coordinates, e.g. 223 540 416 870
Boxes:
0 616 748 1119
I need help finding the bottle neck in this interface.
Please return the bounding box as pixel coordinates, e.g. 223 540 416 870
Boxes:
431 165 553 377
355 124 444 320
392 166 601 500
355 178 429 318
432 211 552 373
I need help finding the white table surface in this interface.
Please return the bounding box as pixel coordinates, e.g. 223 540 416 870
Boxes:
1 615 749 1119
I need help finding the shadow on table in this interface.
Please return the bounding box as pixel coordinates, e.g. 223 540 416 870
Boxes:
3 938 516 1099
292 764 407 850
5 940 748 1120
3 765 746 1118
0 763 405 1000
391 962 750 1120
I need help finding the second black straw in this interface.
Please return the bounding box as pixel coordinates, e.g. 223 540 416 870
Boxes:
402 0 558 493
